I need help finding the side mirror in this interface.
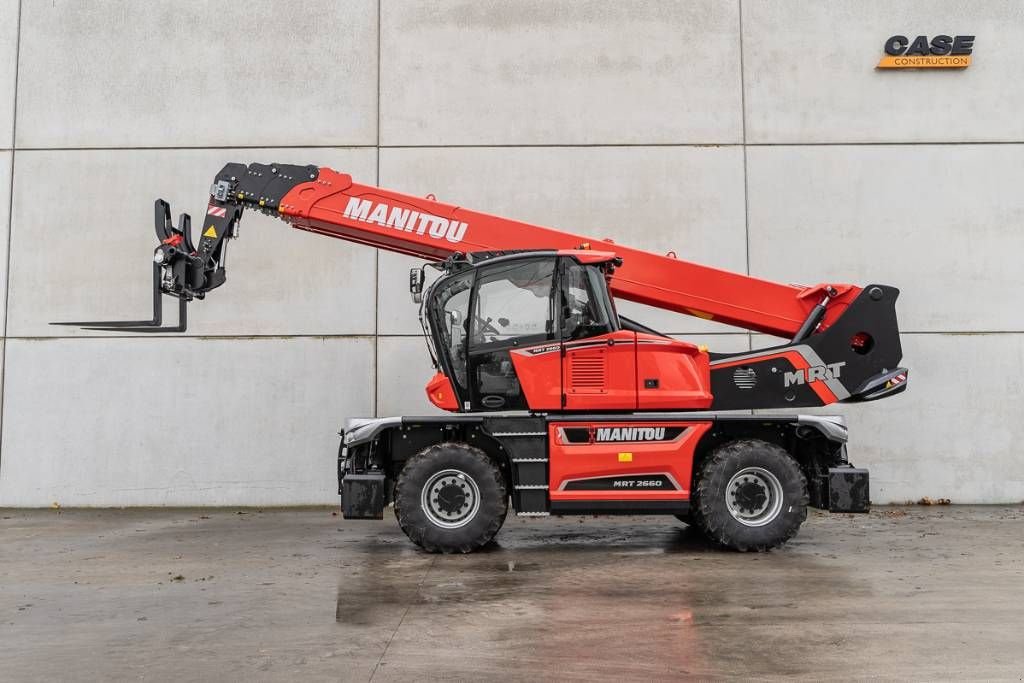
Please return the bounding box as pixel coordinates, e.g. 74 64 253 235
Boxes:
409 267 425 303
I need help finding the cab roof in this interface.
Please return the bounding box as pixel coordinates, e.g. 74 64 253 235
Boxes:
452 248 620 269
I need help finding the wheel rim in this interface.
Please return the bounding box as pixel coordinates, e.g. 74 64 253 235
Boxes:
420 469 481 529
725 467 784 527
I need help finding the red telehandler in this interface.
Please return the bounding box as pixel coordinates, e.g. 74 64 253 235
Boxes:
62 162 908 552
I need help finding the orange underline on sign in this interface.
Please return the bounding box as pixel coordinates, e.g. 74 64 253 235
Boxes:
877 55 972 69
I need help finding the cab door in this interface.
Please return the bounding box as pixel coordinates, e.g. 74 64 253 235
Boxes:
558 258 637 411
466 257 558 411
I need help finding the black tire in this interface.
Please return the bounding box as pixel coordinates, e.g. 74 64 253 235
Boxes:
394 442 507 553
691 439 808 552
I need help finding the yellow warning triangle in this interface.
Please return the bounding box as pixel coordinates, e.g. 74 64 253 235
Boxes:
203 226 217 238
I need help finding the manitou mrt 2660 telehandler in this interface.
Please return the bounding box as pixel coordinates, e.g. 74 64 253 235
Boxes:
67 162 908 553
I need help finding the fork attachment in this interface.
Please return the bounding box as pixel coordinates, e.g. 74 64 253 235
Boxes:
52 162 321 333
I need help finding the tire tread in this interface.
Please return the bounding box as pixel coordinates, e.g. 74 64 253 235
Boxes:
692 439 808 552
394 442 507 554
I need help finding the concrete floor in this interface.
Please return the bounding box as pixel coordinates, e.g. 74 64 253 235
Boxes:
1 507 1022 681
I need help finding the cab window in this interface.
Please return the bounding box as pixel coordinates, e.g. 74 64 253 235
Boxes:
470 259 555 346
560 261 616 340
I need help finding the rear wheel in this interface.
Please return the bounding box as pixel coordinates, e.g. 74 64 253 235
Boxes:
394 442 507 553
691 439 807 551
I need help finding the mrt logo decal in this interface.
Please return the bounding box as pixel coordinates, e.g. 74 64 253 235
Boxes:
784 362 846 388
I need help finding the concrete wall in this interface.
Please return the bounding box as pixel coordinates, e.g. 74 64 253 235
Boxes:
0 0 1021 505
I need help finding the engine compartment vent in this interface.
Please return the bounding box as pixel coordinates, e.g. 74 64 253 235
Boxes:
570 353 606 390
733 366 757 390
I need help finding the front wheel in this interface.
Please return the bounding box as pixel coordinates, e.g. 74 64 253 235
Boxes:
691 439 808 552
394 442 507 553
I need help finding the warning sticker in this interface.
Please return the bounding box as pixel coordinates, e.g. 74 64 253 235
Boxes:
203 226 217 238
207 205 227 218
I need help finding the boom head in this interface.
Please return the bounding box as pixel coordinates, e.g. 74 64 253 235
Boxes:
53 163 319 332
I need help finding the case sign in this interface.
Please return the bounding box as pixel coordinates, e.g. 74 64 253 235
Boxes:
877 35 974 69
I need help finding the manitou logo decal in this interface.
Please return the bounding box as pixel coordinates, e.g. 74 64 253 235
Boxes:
343 197 468 244
596 427 665 442
878 35 974 69
784 362 846 388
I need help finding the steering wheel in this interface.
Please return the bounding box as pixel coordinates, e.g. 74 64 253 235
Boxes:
472 314 501 339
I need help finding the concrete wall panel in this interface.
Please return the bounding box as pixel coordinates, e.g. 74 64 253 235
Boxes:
6 148 378 337
15 0 378 148
851 333 1024 504
378 146 748 335
743 0 1024 143
0 151 10 326
380 0 742 145
746 144 1024 333
0 1 17 149
0 336 373 506
376 335 446 417
0 1 1019 506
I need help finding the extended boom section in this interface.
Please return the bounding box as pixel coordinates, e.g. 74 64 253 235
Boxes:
272 165 858 338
